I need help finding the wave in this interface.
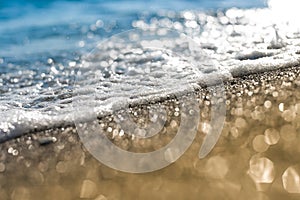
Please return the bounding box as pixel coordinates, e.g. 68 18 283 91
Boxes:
1 8 300 142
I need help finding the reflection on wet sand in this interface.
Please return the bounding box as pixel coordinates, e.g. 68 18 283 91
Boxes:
1 65 300 199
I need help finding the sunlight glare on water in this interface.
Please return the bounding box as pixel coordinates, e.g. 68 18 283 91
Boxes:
268 0 300 30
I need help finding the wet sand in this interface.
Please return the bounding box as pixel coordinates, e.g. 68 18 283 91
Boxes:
1 64 300 199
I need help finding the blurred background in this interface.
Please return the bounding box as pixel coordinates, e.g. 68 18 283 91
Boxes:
0 0 267 58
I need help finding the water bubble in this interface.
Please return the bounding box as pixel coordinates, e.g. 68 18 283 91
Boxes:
107 127 113 132
188 109 195 116
96 19 104 28
249 156 275 183
282 166 300 193
248 91 253 96
272 91 279 97
252 135 269 153
8 147 13 154
279 103 284 112
47 58 54 64
282 109 296 122
264 128 280 145
226 100 231 105
119 129 125 137
12 149 19 156
230 126 239 138
264 100 272 109
78 41 85 47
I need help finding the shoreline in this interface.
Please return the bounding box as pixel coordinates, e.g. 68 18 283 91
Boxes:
1 59 299 144
1 63 300 199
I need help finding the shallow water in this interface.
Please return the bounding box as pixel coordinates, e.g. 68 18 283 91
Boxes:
2 0 300 141
1 66 300 200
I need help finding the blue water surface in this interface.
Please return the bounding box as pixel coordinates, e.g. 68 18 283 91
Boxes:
0 0 266 59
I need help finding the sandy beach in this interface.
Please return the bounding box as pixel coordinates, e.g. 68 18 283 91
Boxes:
1 62 300 199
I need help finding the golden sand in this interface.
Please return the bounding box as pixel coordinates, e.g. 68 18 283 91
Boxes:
1 65 300 199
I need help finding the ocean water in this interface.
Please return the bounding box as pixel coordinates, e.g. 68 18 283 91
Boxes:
0 0 266 60
1 0 300 141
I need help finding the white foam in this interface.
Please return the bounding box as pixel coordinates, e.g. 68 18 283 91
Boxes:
1 7 300 140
